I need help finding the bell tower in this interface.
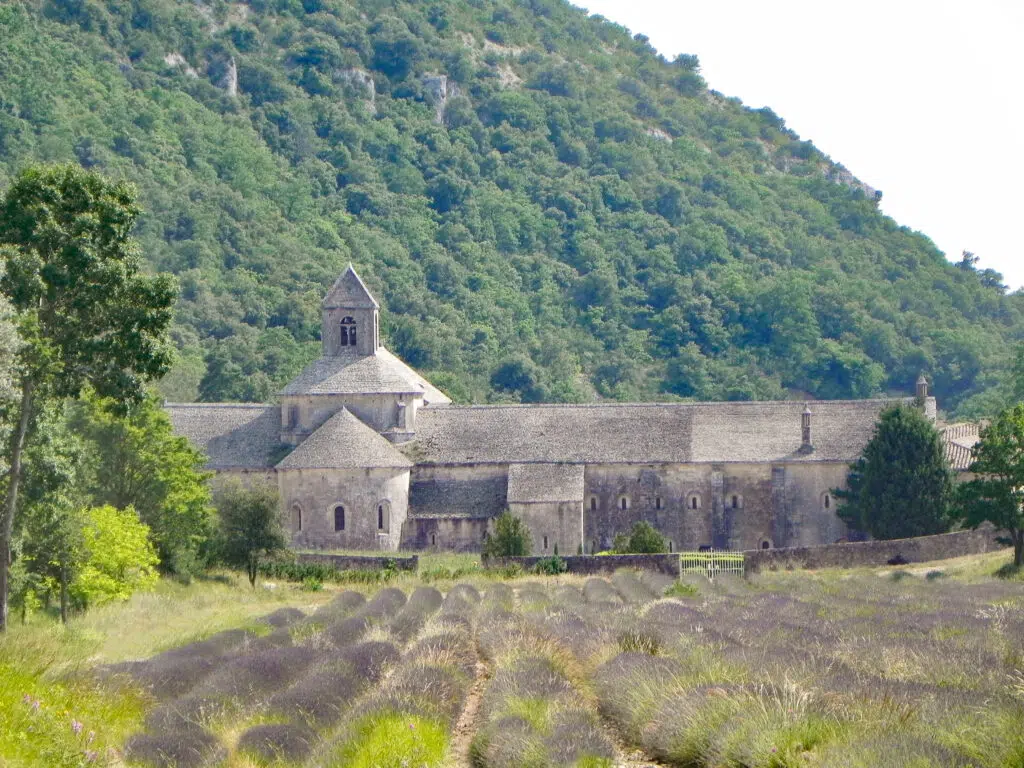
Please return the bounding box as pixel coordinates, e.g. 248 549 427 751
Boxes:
322 264 380 357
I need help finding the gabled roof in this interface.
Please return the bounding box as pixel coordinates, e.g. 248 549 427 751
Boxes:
165 404 284 469
280 348 451 404
507 463 585 503
940 423 981 472
276 408 413 470
323 264 379 309
407 398 917 466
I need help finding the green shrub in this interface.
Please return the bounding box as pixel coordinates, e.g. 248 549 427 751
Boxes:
482 512 532 558
665 581 699 598
613 522 668 554
532 556 567 576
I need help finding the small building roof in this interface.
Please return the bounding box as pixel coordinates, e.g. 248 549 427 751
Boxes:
280 348 451 404
507 463 585 503
275 408 413 470
940 423 981 472
323 264 379 309
165 404 284 469
408 398 917 466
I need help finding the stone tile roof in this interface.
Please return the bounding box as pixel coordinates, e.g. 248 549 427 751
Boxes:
940 423 981 471
165 404 284 469
323 264 378 309
507 463 585 503
276 408 413 470
280 348 451 404
409 399 917 466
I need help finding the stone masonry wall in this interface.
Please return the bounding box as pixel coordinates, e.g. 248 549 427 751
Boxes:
484 553 681 576
744 526 1008 573
296 553 418 571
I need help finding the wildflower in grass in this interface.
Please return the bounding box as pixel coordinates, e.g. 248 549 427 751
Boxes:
72 719 83 736
87 731 95 744
84 751 97 763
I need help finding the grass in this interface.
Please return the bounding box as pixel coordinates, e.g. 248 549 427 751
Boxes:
329 712 449 768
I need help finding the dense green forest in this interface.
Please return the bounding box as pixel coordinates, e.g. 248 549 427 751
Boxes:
1 0 1020 415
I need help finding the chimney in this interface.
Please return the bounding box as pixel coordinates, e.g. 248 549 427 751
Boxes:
916 373 928 401
800 404 814 453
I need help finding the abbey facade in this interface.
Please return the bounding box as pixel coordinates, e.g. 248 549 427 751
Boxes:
168 266 966 555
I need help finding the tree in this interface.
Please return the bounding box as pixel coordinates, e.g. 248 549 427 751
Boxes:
482 511 531 558
16 407 88 623
0 164 176 631
69 391 214 577
215 481 287 588
612 521 668 554
834 405 953 540
72 505 160 607
954 405 1024 568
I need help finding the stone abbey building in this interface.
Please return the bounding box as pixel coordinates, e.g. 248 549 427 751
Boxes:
168 265 961 555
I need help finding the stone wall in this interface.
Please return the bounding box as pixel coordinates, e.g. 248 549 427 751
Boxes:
744 526 1008 573
296 552 418 572
509 500 583 556
279 466 410 551
401 515 491 552
484 553 681 576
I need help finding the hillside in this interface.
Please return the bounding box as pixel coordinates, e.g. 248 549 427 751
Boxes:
1 0 1020 414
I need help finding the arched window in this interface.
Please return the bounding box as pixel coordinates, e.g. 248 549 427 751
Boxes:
655 496 662 510
377 500 390 531
822 493 832 510
290 504 302 533
732 495 739 509
669 540 674 553
543 535 549 550
689 494 701 510
761 539 772 550
334 505 345 531
619 496 629 511
340 316 356 348
431 533 436 547
590 496 597 511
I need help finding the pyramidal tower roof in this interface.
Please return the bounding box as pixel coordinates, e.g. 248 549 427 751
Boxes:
323 264 379 310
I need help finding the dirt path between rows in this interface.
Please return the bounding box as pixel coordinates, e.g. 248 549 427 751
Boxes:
447 655 490 767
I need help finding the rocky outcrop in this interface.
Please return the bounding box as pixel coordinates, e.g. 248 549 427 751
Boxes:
164 52 199 79
422 74 461 124
825 164 880 200
338 68 376 113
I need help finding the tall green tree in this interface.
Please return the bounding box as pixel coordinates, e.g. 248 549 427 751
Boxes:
215 481 287 588
0 164 176 632
835 404 953 540
954 404 1024 568
69 391 214 577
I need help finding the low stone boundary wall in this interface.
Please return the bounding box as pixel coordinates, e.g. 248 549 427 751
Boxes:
295 553 419 572
744 527 1007 574
483 553 680 576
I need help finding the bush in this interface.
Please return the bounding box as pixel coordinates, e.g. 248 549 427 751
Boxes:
613 522 668 554
482 512 532 558
533 555 567 575
72 505 160 608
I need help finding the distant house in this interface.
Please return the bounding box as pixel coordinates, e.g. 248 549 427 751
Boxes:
168 265 958 554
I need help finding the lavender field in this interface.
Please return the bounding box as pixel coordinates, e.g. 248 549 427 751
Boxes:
82 562 1023 768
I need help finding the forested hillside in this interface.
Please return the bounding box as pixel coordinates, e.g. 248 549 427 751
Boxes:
1 0 1020 414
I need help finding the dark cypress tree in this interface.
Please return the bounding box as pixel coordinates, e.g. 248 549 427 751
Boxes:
834 405 953 540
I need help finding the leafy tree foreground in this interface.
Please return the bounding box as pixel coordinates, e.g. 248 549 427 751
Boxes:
1 0 1021 414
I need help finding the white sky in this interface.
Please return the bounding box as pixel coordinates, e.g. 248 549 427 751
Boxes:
573 0 1024 290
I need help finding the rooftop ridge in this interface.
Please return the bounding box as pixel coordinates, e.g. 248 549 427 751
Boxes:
165 402 275 409
427 396 916 411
